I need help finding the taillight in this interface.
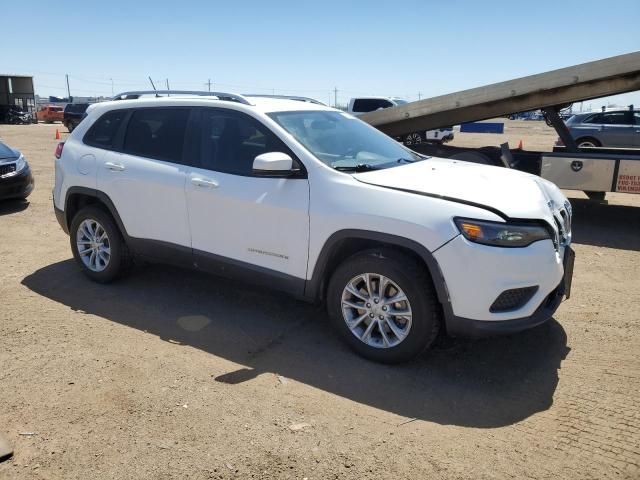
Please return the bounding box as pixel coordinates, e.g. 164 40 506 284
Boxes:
55 142 65 159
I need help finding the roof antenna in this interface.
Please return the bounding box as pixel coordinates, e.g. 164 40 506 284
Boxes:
148 76 158 97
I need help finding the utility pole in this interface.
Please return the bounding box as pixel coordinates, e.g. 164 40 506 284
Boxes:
418 92 422 100
334 87 338 108
110 78 114 96
206 78 212 92
65 74 71 101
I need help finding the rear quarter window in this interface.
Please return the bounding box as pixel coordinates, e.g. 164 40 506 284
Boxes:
83 109 128 150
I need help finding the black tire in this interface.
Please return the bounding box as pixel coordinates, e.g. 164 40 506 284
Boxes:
576 137 601 148
69 206 131 283
326 249 441 363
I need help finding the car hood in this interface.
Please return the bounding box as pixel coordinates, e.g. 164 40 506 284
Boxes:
0 142 19 160
353 157 566 224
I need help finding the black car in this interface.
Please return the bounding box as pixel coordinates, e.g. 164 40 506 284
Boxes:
63 103 90 132
0 141 34 200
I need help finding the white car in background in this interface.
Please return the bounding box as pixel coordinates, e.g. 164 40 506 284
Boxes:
53 91 573 363
347 96 455 146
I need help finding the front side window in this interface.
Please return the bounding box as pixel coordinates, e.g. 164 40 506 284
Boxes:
84 109 127 149
268 110 423 171
123 108 190 163
199 109 290 176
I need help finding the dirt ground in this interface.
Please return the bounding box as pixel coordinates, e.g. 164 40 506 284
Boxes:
449 118 560 151
1 121 639 480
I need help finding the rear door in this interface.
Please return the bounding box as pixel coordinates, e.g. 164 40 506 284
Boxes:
185 108 310 284
96 107 193 249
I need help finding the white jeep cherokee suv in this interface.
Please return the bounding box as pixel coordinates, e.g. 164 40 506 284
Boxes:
53 91 574 363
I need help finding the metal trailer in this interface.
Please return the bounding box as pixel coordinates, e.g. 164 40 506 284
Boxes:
359 52 640 199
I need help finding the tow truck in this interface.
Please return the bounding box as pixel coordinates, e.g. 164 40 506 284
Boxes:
359 51 640 200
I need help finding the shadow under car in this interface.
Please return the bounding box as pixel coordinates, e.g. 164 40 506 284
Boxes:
22 259 570 429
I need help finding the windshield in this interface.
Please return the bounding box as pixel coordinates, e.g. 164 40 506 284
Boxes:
392 99 408 105
268 110 425 171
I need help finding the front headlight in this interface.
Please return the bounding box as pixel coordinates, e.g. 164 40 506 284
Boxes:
15 154 26 173
454 217 551 247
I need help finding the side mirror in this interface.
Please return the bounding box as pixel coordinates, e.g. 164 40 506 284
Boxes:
252 152 295 176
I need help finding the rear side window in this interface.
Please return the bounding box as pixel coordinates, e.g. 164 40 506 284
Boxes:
584 111 632 125
123 108 190 163
83 109 127 149
199 109 291 176
65 103 89 114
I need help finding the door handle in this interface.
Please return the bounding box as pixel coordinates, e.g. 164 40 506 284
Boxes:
191 177 218 188
104 162 125 172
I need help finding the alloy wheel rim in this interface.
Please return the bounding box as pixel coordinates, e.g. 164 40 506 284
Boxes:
76 219 111 272
341 273 412 348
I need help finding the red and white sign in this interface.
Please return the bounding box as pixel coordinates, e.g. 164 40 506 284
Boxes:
616 161 640 194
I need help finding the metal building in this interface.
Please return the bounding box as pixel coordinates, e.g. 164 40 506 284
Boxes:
0 74 36 121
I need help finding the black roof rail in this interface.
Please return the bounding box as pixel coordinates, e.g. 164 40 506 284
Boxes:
111 90 253 105
244 94 326 106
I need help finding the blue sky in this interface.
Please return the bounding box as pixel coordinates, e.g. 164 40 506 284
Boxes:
3 0 639 109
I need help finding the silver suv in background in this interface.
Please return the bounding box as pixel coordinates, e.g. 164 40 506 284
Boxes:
561 107 640 148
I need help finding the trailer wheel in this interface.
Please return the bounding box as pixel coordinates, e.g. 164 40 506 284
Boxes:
449 151 492 165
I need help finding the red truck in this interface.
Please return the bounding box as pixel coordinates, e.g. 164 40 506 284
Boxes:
36 105 64 123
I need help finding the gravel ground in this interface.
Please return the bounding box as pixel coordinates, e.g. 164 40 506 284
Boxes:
1 122 639 479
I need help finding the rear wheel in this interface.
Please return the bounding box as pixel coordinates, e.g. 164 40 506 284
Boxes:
327 249 440 363
69 206 131 283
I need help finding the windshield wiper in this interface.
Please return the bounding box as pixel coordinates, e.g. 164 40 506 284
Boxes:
333 163 379 172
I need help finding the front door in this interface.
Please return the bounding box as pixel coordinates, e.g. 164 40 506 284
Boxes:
186 108 310 284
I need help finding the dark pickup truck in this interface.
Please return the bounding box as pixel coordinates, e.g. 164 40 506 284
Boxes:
63 103 89 132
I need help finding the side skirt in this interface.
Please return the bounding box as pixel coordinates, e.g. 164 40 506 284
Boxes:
127 237 307 299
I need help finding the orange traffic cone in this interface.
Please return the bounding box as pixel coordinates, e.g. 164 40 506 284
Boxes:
55 129 60 140
517 139 523 149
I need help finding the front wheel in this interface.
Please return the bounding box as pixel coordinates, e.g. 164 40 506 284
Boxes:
576 137 600 148
69 206 131 283
327 249 441 363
